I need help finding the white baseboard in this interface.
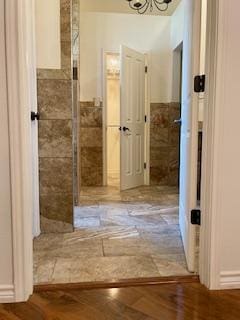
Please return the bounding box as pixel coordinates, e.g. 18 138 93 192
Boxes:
220 271 240 289
0 285 15 303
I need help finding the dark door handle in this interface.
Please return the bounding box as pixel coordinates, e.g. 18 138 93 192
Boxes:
31 111 40 121
122 126 130 132
119 127 122 131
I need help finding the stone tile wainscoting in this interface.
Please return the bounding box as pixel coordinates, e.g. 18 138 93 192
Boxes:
37 0 74 233
79 102 103 186
150 103 181 187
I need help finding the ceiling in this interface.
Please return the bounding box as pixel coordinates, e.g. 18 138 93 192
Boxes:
80 0 182 16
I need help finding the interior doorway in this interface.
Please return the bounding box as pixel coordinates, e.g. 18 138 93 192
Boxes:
105 53 121 187
33 0 203 286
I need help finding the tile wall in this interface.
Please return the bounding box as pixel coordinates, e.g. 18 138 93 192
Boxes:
37 0 74 233
79 102 103 186
150 102 181 187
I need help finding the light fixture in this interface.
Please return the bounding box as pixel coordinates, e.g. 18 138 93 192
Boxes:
126 0 172 14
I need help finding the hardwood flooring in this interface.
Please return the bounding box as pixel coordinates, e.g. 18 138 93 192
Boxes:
1 282 240 319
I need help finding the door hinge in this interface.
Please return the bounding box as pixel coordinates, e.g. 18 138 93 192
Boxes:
191 209 201 226
73 67 78 80
194 75 205 93
145 66 148 73
144 162 147 170
145 115 147 123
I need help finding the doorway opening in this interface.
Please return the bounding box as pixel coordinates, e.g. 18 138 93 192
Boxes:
33 0 204 285
105 53 121 188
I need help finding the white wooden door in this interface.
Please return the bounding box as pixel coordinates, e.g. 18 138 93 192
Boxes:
120 46 145 191
179 0 202 272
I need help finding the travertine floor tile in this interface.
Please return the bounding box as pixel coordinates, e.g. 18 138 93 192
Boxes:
34 185 197 284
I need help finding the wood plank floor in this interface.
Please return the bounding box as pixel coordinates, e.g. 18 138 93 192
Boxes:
1 283 240 319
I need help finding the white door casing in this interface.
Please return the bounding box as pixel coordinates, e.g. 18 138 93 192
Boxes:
179 0 202 272
120 46 145 191
29 0 40 238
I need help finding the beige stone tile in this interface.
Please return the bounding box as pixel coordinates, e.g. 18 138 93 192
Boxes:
150 167 169 186
34 258 56 284
80 128 103 147
74 205 103 217
34 233 64 251
151 254 190 276
150 127 169 147
66 226 139 241
169 126 180 147
37 68 71 80
161 214 179 225
150 104 169 128
40 193 73 224
38 120 72 157
61 41 71 69
80 108 102 127
75 216 101 228
101 213 166 228
57 239 103 259
80 101 95 108
81 147 103 168
150 147 169 168
40 215 73 234
52 256 160 284
37 79 72 120
103 236 183 257
60 0 71 42
81 167 103 186
39 158 72 194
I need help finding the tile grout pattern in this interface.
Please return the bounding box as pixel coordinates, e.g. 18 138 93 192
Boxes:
34 185 194 285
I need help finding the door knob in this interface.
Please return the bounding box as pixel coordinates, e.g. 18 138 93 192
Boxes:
122 126 130 132
31 111 40 121
119 127 122 131
173 118 182 125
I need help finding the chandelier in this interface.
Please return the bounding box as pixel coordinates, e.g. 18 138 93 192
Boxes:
126 0 172 14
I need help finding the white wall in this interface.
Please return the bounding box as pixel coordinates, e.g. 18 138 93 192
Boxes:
35 0 61 69
171 0 184 50
0 0 13 288
80 12 173 103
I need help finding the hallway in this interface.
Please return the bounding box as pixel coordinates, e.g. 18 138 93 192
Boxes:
34 186 192 285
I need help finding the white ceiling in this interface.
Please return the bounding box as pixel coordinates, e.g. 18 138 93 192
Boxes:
80 0 182 16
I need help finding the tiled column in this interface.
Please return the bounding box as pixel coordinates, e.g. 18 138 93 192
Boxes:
37 0 74 233
150 102 180 187
79 102 103 186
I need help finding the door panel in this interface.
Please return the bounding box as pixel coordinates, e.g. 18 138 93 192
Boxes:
120 46 145 190
179 0 202 271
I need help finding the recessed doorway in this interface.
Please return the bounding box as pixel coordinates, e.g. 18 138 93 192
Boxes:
33 0 203 286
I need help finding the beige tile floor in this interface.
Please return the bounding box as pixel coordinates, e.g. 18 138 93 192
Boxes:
34 184 193 285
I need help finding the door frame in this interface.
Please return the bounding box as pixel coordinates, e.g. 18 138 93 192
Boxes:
5 0 227 302
102 49 150 187
199 0 222 290
3 0 34 302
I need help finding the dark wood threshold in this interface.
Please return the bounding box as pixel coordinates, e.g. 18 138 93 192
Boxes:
34 275 199 292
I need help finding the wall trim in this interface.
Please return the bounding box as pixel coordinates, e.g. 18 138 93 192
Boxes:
220 271 240 289
4 0 34 302
0 285 15 303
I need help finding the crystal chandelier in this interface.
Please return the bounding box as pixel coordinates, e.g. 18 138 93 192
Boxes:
126 0 172 14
